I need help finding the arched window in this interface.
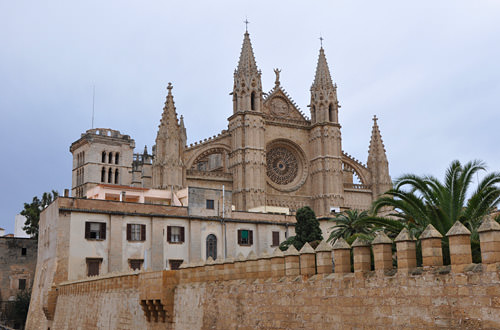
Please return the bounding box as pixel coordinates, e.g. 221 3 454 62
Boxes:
251 91 256 111
329 104 334 122
101 167 106 183
114 169 119 184
115 153 119 165
108 152 113 164
312 105 316 123
102 151 106 163
206 234 217 260
108 168 112 183
82 151 85 164
81 168 84 184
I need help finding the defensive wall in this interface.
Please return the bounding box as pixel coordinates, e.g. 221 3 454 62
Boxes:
28 219 500 329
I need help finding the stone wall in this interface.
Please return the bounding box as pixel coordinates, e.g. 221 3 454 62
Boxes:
29 220 500 329
0 237 37 328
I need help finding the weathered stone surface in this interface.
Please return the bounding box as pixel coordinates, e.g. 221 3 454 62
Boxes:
45 267 500 330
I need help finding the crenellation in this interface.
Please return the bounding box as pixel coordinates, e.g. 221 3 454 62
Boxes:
446 221 473 273
420 224 444 267
395 228 417 271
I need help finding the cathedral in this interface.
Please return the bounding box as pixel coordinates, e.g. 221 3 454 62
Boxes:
71 30 392 217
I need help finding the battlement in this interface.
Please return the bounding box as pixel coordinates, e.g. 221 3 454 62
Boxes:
39 220 500 329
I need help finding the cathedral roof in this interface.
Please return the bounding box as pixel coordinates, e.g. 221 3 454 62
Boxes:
311 47 335 91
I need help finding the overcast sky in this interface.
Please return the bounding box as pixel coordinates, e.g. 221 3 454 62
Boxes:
1 1 499 233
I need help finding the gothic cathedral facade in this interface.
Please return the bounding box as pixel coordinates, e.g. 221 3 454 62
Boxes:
71 31 392 217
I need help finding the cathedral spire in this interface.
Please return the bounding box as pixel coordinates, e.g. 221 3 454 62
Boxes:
367 115 392 197
309 45 338 123
311 47 334 91
233 30 263 113
153 83 186 190
368 115 388 162
236 31 259 76
158 83 179 134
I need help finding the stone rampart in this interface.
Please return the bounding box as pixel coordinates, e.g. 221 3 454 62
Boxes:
35 221 500 329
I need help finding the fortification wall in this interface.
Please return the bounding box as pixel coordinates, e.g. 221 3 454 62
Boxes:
32 220 500 329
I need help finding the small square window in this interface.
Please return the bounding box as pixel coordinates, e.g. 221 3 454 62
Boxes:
167 226 185 243
168 259 183 270
237 229 253 246
85 222 106 240
18 279 26 290
127 224 145 241
86 258 102 277
129 259 143 271
206 199 214 209
21 248 27 256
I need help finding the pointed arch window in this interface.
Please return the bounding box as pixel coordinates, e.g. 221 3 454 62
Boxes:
102 151 106 163
115 153 119 165
108 152 113 164
108 168 112 183
101 167 106 183
312 105 316 123
329 104 334 122
114 169 119 184
251 91 256 111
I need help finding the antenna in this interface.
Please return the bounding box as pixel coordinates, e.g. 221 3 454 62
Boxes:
91 85 95 129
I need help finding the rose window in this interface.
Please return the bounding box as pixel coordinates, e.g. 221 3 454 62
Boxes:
266 147 298 185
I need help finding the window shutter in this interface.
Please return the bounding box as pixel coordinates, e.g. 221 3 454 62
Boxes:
141 224 146 241
237 230 242 244
167 226 171 242
126 224 131 241
249 230 253 245
85 222 90 239
100 223 106 240
272 232 279 246
180 227 185 243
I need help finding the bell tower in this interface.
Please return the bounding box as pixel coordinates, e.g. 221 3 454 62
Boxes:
152 83 186 190
228 30 266 210
308 45 344 216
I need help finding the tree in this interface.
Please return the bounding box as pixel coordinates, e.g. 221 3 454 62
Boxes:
4 289 31 329
20 190 58 239
327 209 404 245
279 206 322 251
372 160 500 262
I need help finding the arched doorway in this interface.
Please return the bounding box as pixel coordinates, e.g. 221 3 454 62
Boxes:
206 234 217 260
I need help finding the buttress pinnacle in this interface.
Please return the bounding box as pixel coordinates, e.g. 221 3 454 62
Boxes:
159 83 179 131
368 115 388 162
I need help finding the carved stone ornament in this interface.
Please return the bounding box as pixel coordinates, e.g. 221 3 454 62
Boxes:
270 97 289 118
266 147 298 185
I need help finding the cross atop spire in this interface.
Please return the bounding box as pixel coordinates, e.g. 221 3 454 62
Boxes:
319 35 324 48
311 46 334 91
244 18 250 32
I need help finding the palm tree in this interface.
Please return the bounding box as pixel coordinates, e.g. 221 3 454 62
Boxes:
327 209 403 245
372 159 500 262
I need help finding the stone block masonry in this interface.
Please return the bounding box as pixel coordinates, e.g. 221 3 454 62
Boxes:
29 222 500 329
